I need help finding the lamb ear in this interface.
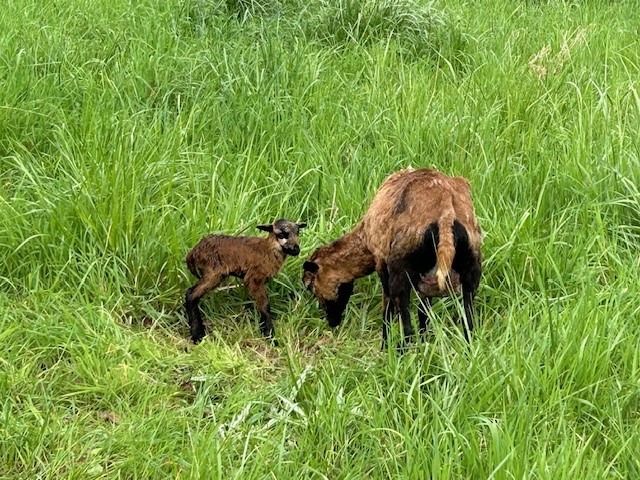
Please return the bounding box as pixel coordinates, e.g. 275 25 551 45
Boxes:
296 222 307 230
256 224 274 232
303 261 319 273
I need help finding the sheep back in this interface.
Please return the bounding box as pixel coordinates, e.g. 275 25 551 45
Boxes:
359 168 481 269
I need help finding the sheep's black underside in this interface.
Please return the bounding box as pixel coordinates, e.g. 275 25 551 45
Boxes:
381 220 482 348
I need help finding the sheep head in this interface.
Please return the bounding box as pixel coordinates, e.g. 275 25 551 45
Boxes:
257 219 306 256
302 257 354 328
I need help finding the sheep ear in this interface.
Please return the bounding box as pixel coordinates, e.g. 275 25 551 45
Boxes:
303 261 319 273
296 222 307 230
256 224 274 232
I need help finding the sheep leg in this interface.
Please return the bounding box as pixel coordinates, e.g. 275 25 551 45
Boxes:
388 267 414 351
185 273 223 343
378 266 394 350
245 279 277 345
417 296 432 336
460 256 482 342
394 291 413 351
461 288 474 341
184 286 203 342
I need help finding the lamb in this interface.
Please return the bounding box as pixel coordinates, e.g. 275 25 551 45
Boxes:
185 219 306 344
302 168 482 348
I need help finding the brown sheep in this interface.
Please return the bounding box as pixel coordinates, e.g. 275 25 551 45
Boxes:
302 168 482 348
185 219 307 344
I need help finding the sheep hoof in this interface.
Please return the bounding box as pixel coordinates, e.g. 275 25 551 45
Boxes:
190 332 205 344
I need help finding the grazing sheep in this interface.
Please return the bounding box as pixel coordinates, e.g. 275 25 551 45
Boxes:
185 219 307 344
302 168 482 348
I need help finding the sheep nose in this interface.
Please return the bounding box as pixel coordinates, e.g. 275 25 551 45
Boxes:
289 245 300 256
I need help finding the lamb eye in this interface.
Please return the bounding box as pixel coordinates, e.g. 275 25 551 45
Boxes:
277 232 289 239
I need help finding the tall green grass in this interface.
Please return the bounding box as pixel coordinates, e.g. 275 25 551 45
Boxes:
1 0 640 477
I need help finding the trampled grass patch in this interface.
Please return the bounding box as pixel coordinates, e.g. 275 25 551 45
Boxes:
1 0 640 477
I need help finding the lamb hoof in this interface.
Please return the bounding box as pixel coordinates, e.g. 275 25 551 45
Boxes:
190 331 205 344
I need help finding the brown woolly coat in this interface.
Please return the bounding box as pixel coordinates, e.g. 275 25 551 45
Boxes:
360 168 482 290
305 168 482 301
186 235 287 282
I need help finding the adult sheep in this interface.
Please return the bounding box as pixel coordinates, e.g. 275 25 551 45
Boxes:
302 168 482 348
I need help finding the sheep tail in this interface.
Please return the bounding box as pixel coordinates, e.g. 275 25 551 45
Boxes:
186 252 201 279
435 209 456 291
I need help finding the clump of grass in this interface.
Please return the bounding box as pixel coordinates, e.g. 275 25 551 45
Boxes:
308 0 467 65
178 0 284 31
177 0 228 35
225 0 281 19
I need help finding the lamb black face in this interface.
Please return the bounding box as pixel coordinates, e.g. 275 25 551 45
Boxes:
259 219 306 257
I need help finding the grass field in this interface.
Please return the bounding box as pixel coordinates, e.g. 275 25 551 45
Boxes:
2 0 640 477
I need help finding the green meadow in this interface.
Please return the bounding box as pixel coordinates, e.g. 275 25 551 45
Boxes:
1 0 639 477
